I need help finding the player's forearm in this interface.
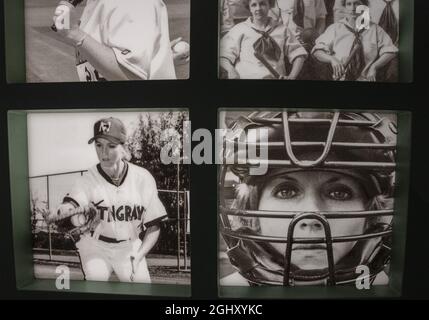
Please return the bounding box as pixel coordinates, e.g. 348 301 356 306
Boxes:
315 18 326 36
137 225 161 259
288 56 306 79
370 53 396 71
76 32 140 81
313 49 334 64
219 57 236 74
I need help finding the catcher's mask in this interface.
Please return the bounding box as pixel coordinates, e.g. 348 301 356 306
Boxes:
219 111 397 286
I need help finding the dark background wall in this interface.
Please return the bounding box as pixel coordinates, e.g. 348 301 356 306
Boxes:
0 0 428 306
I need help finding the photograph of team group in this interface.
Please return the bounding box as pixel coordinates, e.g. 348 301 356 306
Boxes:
219 0 400 81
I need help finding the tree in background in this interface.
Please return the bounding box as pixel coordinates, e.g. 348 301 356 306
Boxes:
127 111 190 256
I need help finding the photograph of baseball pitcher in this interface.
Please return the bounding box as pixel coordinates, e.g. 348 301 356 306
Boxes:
219 0 400 81
25 0 190 82
218 110 397 286
29 111 190 284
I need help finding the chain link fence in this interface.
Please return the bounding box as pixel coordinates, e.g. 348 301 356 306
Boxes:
30 170 190 271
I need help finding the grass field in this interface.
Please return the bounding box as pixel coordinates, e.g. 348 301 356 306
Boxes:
34 252 191 285
25 0 190 82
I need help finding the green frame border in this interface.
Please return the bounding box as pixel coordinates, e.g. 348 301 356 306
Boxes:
4 0 26 83
8 109 191 297
399 0 414 82
217 108 411 299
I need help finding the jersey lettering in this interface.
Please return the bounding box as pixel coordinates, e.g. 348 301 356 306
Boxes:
77 60 107 82
98 205 145 222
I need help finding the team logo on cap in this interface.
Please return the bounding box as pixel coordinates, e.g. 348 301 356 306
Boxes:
99 121 111 133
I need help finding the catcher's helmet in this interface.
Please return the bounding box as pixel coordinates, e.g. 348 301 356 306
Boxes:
219 111 397 286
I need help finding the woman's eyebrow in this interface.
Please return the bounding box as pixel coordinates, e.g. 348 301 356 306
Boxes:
274 176 298 183
324 177 342 184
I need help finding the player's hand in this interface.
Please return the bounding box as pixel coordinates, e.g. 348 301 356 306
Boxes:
129 254 144 282
330 57 345 80
171 37 190 66
129 255 136 281
366 66 377 82
228 68 240 79
280 74 296 80
38 207 52 223
53 2 84 46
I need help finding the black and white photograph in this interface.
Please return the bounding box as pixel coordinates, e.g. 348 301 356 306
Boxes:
28 110 190 285
219 110 397 286
25 0 190 82
219 0 400 81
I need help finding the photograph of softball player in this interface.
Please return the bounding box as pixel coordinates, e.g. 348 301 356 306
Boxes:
29 111 190 284
218 0 400 81
218 110 397 286
25 0 190 82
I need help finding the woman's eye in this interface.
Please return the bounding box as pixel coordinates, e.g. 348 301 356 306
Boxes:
273 185 299 199
327 188 353 201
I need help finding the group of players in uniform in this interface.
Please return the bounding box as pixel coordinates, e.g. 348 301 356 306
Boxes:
220 0 399 81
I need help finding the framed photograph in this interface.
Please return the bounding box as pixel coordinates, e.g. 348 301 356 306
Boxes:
8 109 191 297
218 109 411 298
218 0 413 82
4 0 190 82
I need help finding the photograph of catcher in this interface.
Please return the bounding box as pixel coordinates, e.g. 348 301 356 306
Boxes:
219 0 400 81
219 110 397 286
24 0 190 82
28 110 190 285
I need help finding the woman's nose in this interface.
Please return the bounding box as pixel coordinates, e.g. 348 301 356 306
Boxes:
297 219 323 232
300 193 323 212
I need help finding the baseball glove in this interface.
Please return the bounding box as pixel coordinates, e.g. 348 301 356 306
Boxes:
38 202 101 242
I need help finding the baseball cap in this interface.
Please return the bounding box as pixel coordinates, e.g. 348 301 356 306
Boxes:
88 117 127 144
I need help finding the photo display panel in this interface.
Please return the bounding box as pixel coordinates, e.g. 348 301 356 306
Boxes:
218 109 410 298
219 0 410 82
24 109 190 290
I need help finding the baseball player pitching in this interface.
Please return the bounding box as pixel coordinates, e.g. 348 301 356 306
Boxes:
52 0 189 81
43 117 168 283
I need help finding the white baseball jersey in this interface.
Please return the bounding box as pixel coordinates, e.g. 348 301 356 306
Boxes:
76 0 176 81
64 161 167 241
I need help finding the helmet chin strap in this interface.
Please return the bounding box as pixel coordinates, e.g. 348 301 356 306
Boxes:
225 223 390 286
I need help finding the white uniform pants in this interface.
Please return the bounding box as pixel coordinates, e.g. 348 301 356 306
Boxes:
75 234 151 283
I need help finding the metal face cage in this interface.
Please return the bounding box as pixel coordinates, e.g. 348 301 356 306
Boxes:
219 111 396 286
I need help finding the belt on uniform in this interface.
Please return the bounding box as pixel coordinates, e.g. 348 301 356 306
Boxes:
90 231 126 243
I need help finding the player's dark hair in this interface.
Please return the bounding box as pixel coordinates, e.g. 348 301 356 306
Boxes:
243 0 276 11
341 0 369 7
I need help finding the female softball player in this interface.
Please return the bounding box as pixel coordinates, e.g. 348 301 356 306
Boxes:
334 0 399 43
219 111 396 286
45 117 167 283
312 0 398 81
219 0 307 79
52 0 189 81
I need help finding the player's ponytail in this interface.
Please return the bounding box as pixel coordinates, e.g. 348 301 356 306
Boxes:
120 144 132 161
